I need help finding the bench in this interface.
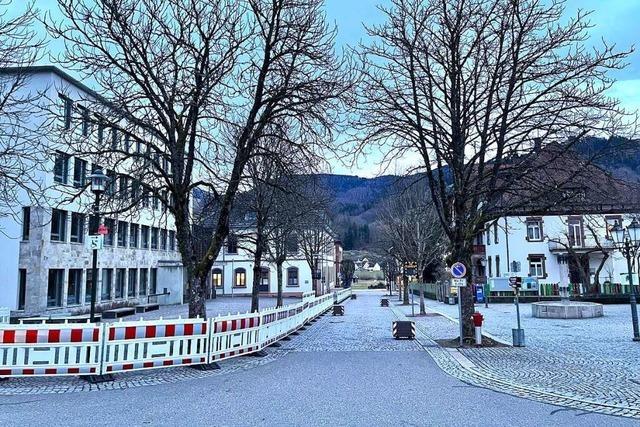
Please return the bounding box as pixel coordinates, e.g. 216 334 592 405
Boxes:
102 307 136 319
135 303 160 314
380 298 389 307
392 320 415 339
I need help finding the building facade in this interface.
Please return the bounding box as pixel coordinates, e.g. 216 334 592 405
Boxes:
474 213 636 294
0 66 183 315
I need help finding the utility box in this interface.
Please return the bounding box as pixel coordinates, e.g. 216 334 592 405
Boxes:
392 321 415 339
333 305 345 316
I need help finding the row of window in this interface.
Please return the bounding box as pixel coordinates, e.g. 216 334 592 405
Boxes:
486 255 545 279
44 208 176 251
23 267 159 309
224 234 299 255
211 267 300 288
60 95 172 175
54 153 171 211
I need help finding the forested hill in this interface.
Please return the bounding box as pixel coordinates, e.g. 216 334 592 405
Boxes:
319 137 640 251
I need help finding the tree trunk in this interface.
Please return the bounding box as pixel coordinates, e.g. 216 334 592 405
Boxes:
188 272 208 319
592 252 609 294
251 249 263 313
402 275 409 305
419 284 426 315
276 261 284 308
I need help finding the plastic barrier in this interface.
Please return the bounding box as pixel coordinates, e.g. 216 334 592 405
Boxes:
209 312 261 362
0 323 102 376
101 317 208 374
0 289 352 378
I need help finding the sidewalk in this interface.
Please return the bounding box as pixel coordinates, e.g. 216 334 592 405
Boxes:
391 296 640 419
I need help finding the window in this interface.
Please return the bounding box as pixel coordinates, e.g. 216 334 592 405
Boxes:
475 232 483 245
101 268 113 301
128 269 137 297
151 227 159 249
118 175 129 200
18 269 26 310
494 222 499 244
212 268 223 288
287 267 299 287
97 120 105 145
54 151 70 184
486 228 491 245
161 190 168 213
139 268 148 296
73 158 87 188
141 226 150 249
79 106 90 136
85 269 93 303
526 218 543 241
169 230 175 251
70 212 85 243
528 255 545 278
141 189 150 208
260 267 270 289
22 207 30 240
234 268 246 287
286 235 298 254
129 223 139 248
104 218 115 246
568 218 583 247
106 170 116 196
50 209 67 242
47 269 64 307
61 95 72 130
160 229 167 250
115 268 126 299
495 255 500 277
131 180 140 203
150 268 158 294
227 235 238 254
111 128 120 151
117 221 128 247
67 269 83 305
124 133 131 152
136 140 143 154
488 256 492 278
152 194 159 210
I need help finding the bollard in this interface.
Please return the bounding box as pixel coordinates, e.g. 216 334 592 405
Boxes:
471 311 484 346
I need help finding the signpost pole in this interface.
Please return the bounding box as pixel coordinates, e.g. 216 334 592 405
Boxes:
411 283 415 317
458 290 463 346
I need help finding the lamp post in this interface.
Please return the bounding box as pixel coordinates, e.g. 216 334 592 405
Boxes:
88 169 107 323
611 219 640 341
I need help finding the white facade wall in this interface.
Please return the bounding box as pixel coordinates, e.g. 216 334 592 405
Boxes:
0 68 183 314
482 214 634 290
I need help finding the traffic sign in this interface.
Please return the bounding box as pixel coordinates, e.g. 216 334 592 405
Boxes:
87 235 104 250
98 224 109 235
451 278 467 287
509 276 522 288
451 262 467 278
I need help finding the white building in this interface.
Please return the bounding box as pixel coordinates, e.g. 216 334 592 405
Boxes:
0 66 183 315
475 212 637 294
207 222 342 298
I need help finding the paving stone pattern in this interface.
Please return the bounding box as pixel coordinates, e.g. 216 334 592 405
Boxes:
391 298 640 419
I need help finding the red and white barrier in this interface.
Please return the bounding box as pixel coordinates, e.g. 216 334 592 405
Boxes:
101 318 208 374
208 312 261 361
0 323 102 376
0 288 352 378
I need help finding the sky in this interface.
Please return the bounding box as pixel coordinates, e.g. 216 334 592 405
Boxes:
29 0 640 177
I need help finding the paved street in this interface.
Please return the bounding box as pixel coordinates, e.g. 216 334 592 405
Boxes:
395 295 640 417
0 291 636 426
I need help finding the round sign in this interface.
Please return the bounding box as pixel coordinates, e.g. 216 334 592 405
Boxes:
451 262 467 278
98 224 109 235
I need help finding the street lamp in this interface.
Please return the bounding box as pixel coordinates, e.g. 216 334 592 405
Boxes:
611 219 640 341
88 169 107 323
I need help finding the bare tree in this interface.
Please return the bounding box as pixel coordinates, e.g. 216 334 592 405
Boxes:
341 259 355 288
356 0 634 336
376 182 446 313
0 1 46 225
45 0 350 318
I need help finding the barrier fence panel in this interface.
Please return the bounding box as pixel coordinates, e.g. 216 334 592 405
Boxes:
101 317 208 374
0 322 102 376
0 290 352 378
209 312 261 362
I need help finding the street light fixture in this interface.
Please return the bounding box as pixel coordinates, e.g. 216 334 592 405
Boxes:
88 168 107 323
611 219 640 341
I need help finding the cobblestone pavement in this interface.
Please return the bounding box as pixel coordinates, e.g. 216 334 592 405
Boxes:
392 296 640 419
1 290 635 426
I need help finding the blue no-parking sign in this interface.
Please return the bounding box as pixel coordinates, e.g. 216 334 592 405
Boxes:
451 262 467 278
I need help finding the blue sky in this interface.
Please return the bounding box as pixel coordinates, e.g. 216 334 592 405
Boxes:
32 0 640 176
